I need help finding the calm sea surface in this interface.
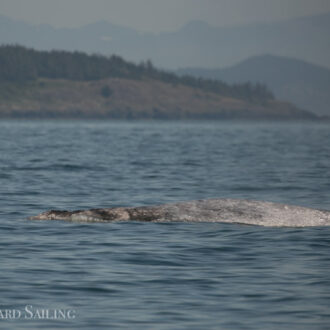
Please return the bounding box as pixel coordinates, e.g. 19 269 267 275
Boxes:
0 120 329 329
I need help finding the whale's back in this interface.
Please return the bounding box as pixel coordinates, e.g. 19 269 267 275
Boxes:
147 199 330 227
29 199 330 227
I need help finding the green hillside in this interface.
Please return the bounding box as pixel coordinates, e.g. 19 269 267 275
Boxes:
0 45 317 120
0 45 273 103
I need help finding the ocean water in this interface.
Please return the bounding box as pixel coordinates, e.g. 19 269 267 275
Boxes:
0 120 329 329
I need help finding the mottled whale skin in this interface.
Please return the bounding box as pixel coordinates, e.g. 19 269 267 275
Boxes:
29 199 330 227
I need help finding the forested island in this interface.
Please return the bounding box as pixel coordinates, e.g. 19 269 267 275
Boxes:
0 45 317 119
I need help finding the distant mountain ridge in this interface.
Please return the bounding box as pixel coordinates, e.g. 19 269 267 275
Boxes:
0 12 330 69
178 55 330 116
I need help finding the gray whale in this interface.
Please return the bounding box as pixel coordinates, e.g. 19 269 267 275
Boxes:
29 199 330 227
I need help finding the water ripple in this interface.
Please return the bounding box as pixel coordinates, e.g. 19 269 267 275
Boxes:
0 121 330 329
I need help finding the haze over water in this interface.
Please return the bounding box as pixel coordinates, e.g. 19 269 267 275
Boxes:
0 120 330 329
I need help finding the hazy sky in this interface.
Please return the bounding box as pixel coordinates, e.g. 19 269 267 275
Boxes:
0 0 330 32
